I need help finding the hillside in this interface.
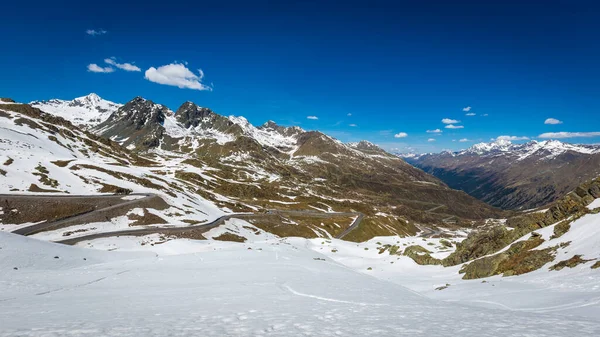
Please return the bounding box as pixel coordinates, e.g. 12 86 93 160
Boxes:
1 95 503 243
403 139 600 210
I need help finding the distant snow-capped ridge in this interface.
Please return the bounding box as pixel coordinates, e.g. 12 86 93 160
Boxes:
30 93 122 129
459 140 600 154
463 139 600 160
398 139 600 161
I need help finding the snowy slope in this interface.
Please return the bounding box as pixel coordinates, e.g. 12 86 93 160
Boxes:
0 103 227 233
305 213 600 319
1 231 599 336
30 93 121 129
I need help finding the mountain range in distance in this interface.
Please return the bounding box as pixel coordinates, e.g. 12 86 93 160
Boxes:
4 93 503 244
402 139 600 210
31 93 600 213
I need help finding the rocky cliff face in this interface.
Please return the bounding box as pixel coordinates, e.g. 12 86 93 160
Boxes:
93 97 171 150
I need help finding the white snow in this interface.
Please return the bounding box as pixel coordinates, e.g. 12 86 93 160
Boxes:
2 231 599 336
229 116 301 154
463 139 600 160
30 93 121 129
587 198 600 210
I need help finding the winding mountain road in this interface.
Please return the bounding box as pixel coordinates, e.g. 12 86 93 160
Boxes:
7 193 160 236
2 193 365 244
58 209 365 245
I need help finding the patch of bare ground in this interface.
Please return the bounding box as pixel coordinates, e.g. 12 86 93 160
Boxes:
213 232 247 243
128 209 168 226
97 183 132 195
0 110 13 119
181 219 203 225
28 183 62 193
550 255 595 271
51 159 75 168
63 228 96 237
3 157 13 166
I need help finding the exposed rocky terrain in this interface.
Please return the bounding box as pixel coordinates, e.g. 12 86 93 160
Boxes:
402 139 600 210
1 94 504 243
1 94 599 316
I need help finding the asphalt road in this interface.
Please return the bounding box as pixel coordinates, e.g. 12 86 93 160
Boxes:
4 193 366 243
58 209 365 245
9 193 156 236
335 213 365 239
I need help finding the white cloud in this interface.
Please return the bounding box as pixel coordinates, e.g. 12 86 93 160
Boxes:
87 64 114 73
459 138 469 142
105 57 141 72
144 63 212 91
426 129 443 133
394 132 408 138
427 138 436 142
465 112 476 116
445 124 464 129
483 113 489 116
538 131 600 139
495 135 529 141
349 123 357 127
462 106 472 112
86 29 107 36
442 118 460 124
544 118 563 125
347 113 352 116
307 116 318 120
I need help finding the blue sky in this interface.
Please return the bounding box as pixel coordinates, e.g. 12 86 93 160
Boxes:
1 0 599 152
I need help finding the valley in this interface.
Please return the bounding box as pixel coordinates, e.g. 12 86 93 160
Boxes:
1 94 599 336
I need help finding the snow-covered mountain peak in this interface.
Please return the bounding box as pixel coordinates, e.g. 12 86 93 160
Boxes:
30 93 122 129
461 139 600 160
467 139 513 154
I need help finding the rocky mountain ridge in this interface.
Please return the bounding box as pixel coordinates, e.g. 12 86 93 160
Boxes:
1 94 505 243
403 140 600 210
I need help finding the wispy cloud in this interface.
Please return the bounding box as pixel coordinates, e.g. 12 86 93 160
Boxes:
442 118 460 124
426 129 443 134
349 123 357 127
347 113 352 116
459 138 470 142
538 131 600 139
86 29 107 36
144 63 212 91
495 135 529 141
87 64 114 73
394 132 408 138
445 124 464 129
544 118 563 125
465 112 476 116
427 138 436 142
307 116 318 120
462 106 472 112
104 57 141 72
